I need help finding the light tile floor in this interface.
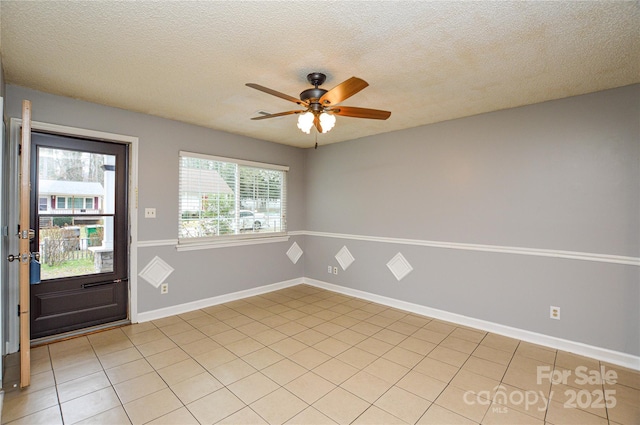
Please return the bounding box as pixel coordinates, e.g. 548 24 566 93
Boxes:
1 284 639 424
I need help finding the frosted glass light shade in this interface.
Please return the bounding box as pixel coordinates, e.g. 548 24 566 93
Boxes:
297 111 314 134
319 112 336 133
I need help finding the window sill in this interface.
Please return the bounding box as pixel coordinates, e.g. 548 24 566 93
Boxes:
176 233 290 251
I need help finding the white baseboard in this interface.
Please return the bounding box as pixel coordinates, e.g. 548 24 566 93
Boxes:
136 278 303 323
304 278 640 371
135 276 639 371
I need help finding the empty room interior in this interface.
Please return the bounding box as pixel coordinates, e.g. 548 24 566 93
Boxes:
0 2 638 424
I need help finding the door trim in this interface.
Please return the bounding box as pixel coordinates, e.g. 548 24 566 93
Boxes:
8 118 139 351
19 100 32 387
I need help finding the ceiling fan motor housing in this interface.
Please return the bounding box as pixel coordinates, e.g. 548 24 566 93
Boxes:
300 72 328 111
300 88 327 106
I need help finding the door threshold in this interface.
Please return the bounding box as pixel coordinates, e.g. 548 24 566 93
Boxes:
30 319 131 347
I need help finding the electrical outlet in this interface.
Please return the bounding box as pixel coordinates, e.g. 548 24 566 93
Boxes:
160 283 169 294
328 265 332 274
145 208 156 218
550 306 560 320
333 266 338 275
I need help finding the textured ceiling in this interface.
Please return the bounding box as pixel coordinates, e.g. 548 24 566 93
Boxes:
1 1 638 148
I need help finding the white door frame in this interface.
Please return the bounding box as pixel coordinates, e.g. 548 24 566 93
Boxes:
6 118 138 352
0 97 4 382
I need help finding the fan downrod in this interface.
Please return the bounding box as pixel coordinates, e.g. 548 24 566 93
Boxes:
301 72 328 104
306 72 326 87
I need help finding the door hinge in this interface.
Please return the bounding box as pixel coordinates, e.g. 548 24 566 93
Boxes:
17 304 20 317
18 143 22 156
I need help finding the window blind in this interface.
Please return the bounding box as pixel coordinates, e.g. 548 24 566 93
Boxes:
178 151 287 242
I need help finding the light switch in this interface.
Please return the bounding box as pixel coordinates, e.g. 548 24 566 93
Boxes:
145 208 156 218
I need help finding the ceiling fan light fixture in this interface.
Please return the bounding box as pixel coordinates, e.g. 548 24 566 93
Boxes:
247 72 390 139
297 111 314 134
319 112 336 133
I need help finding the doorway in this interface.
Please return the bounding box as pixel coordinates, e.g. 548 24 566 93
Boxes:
29 132 129 339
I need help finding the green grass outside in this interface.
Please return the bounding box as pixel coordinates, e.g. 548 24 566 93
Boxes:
41 257 95 280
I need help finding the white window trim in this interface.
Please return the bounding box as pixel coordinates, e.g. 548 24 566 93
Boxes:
180 151 289 172
178 151 289 250
176 233 290 251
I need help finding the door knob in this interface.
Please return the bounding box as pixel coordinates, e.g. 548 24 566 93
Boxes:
7 252 39 262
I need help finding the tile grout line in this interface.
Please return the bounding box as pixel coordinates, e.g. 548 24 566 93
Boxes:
5 285 635 424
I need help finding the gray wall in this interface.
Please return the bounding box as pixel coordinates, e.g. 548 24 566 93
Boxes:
3 83 638 357
304 85 640 355
5 85 306 314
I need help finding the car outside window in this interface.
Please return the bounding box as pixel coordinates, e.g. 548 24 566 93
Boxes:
178 151 288 244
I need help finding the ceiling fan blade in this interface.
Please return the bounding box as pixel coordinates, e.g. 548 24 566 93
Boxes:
250 110 304 120
331 106 391 120
246 83 309 106
314 114 323 133
319 77 368 106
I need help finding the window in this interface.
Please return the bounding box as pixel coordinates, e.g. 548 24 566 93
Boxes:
39 197 48 211
54 196 94 210
178 151 288 246
72 197 84 209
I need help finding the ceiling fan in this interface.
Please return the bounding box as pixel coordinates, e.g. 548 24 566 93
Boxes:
246 72 391 135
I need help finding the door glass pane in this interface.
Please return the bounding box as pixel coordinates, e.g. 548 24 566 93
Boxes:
38 147 115 215
37 146 117 280
38 216 114 279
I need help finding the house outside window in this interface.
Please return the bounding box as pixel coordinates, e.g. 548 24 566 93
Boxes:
47 193 100 213
39 197 48 211
178 151 288 244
